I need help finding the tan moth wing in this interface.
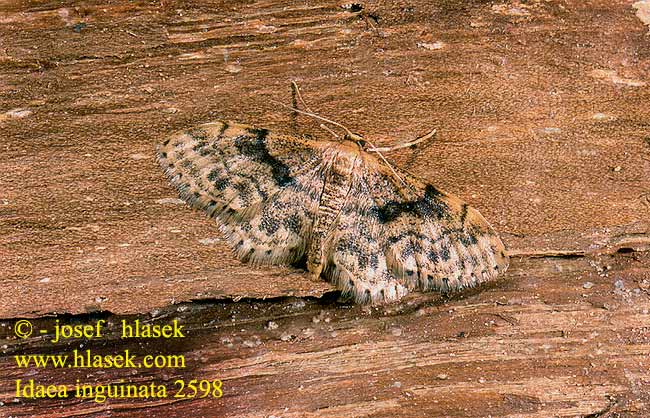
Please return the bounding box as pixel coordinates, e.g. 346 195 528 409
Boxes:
157 121 325 265
323 158 509 303
157 121 508 304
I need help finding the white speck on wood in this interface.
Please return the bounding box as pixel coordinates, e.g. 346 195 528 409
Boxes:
199 238 220 245
417 41 445 50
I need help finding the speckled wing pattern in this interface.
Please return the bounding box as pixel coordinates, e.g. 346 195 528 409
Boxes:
157 121 509 304
157 121 324 265
325 164 508 303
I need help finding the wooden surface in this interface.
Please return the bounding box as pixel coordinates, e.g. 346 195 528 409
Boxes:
1 0 650 416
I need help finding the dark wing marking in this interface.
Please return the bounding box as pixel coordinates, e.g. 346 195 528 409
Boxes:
323 159 508 303
367 164 508 294
157 121 325 265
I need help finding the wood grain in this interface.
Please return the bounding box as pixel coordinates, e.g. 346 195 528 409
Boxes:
1 0 649 416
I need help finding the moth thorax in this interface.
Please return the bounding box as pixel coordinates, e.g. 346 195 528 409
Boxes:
329 151 359 177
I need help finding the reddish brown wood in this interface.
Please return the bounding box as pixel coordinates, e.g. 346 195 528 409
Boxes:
1 0 649 416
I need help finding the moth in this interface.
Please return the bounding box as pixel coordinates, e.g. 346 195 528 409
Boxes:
157 94 508 304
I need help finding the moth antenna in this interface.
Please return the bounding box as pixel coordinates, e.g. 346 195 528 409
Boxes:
270 99 357 139
319 123 340 139
290 82 299 132
367 129 436 152
290 82 338 140
279 83 401 183
364 139 407 186
291 81 313 113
